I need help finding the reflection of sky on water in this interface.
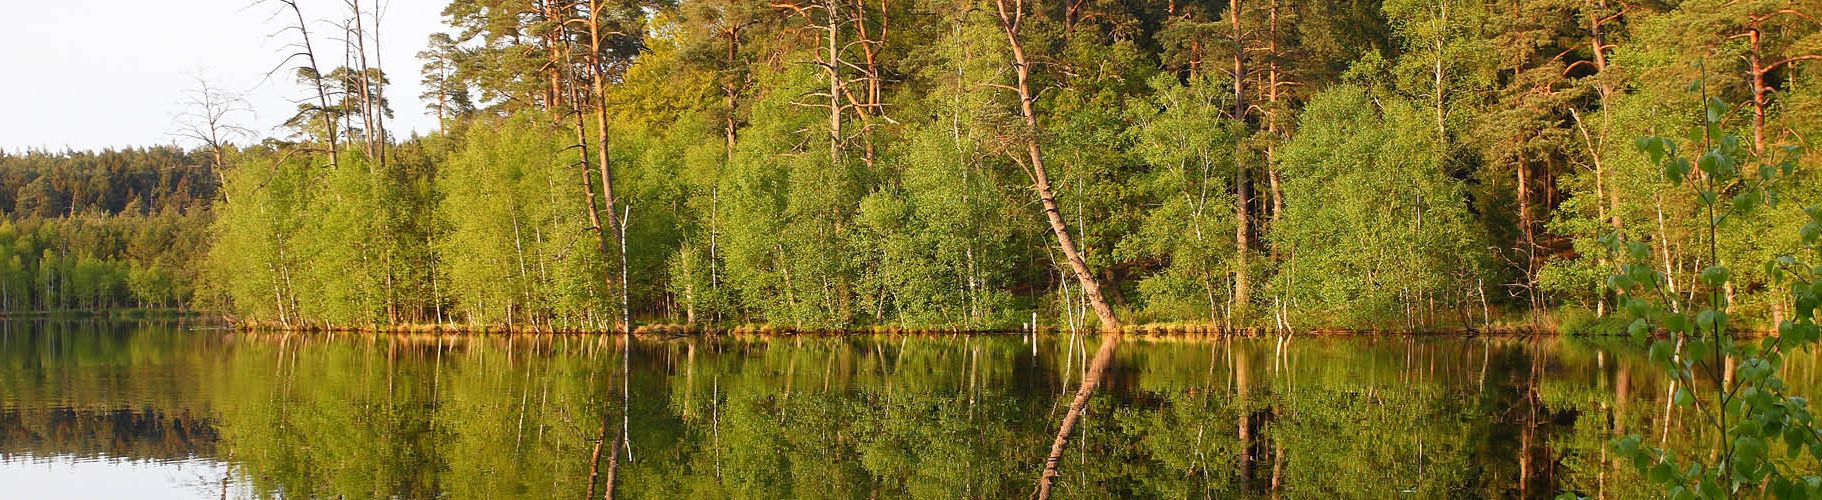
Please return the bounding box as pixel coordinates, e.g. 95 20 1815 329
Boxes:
0 454 244 500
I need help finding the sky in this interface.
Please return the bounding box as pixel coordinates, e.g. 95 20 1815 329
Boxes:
0 0 446 152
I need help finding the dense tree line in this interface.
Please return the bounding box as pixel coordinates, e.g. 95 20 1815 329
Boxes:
0 149 214 312
198 0 1822 332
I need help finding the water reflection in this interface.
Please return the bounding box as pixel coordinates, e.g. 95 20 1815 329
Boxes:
2 320 1818 498
0 454 245 500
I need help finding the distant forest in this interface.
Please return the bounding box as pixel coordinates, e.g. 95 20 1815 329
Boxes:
0 149 213 311
5 0 1820 333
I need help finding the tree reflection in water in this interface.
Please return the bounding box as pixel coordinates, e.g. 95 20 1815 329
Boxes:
2 320 1817 498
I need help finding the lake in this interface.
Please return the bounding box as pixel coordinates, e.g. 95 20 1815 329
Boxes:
2 319 1816 498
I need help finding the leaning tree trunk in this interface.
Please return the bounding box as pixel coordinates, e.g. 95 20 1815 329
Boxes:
991 0 1119 332
992 0 1122 497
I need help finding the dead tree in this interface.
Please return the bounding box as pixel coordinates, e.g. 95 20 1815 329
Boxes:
271 0 340 169
171 78 254 203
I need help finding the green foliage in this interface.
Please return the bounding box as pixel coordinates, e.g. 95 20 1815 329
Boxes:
1271 84 1485 326
1117 74 1239 323
9 0 1804 336
1608 90 1822 498
437 113 607 328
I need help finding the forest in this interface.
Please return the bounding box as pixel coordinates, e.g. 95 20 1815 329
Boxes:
0 148 214 312
4 0 1821 334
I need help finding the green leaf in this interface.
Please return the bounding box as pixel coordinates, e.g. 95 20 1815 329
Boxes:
1627 241 1651 260
1629 318 1650 338
1640 136 1666 164
1669 158 1691 184
1735 189 1761 213
1651 340 1674 363
1707 96 1728 123
1674 387 1694 407
1701 266 1731 287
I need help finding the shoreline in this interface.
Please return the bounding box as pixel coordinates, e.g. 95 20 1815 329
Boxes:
9 314 1777 338
220 319 1566 337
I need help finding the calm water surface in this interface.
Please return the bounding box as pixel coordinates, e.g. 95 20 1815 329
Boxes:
3 319 1819 498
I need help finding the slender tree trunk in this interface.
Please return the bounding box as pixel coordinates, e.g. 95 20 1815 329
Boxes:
545 0 566 110
349 0 376 159
1749 26 1769 155
1266 0 1284 260
826 0 843 169
713 26 742 318
588 0 631 334
370 0 387 167
280 0 338 169
1230 0 1251 326
1517 149 1535 310
562 23 618 332
848 0 886 168
991 0 1119 331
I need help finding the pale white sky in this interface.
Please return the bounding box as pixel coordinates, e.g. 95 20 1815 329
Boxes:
0 0 446 152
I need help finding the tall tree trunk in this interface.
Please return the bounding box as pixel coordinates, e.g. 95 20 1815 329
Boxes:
1749 25 1768 155
1579 0 1621 229
1517 150 1536 310
280 0 339 170
713 24 744 317
1230 0 1252 326
826 0 843 169
562 14 617 333
588 0 631 334
370 0 387 167
991 0 1119 332
1265 0 1283 260
541 0 566 110
349 0 376 159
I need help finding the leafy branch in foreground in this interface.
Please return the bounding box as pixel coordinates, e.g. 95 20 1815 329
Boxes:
1603 84 1821 499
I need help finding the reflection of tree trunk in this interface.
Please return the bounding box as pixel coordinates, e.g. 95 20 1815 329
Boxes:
585 412 611 499
1270 405 1284 496
1614 365 1628 435
1661 336 1683 447
1520 422 1532 497
1036 334 1120 499
1236 342 1252 484
604 431 622 499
